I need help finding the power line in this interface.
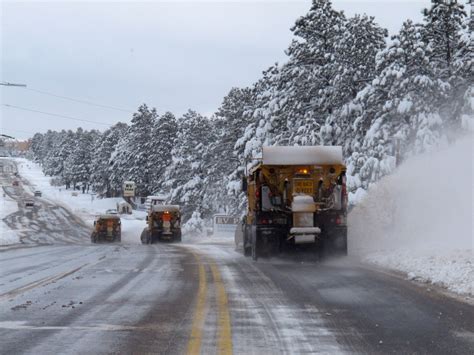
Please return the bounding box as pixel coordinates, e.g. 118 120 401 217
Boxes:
1 128 36 136
3 104 112 127
24 87 134 113
0 82 27 87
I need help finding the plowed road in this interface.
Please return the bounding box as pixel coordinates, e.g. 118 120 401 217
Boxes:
1 160 473 354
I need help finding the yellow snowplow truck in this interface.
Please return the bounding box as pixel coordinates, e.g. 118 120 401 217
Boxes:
141 205 182 244
240 146 348 260
91 213 121 243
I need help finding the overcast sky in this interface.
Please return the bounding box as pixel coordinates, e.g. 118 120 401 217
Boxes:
1 0 434 140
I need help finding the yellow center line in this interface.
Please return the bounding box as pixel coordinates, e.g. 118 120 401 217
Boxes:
210 261 233 355
187 253 208 355
0 263 88 301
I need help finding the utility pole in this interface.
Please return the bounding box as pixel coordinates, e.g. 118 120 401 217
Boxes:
0 82 27 87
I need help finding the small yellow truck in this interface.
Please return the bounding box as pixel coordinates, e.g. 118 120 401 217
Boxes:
91 213 121 243
141 205 181 244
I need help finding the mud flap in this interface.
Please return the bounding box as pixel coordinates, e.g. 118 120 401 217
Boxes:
174 230 182 243
327 227 347 256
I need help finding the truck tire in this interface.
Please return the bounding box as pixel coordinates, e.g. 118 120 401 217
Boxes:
251 227 258 261
243 225 251 256
244 245 252 257
91 232 97 243
174 230 182 243
140 228 149 245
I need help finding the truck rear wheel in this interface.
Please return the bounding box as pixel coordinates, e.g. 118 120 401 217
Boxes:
243 225 251 256
251 228 258 261
140 229 149 245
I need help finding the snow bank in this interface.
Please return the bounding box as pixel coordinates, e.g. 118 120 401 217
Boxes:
14 158 146 244
349 138 473 297
366 249 473 296
0 190 20 245
183 211 207 237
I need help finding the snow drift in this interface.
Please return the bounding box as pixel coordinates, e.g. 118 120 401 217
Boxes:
349 137 473 296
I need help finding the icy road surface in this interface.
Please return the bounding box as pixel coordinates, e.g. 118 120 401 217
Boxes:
1 162 473 354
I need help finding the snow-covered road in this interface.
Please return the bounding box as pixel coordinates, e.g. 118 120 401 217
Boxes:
2 240 474 354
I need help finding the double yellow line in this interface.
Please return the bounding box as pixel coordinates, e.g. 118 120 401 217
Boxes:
187 253 233 355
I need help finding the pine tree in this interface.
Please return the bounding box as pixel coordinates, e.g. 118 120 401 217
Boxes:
423 0 467 79
164 110 213 221
321 14 387 149
422 0 468 131
111 104 158 197
91 122 128 197
63 128 99 192
285 0 346 145
203 87 254 215
149 111 178 194
348 20 447 192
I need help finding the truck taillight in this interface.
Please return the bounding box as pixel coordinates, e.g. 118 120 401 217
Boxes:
335 215 346 225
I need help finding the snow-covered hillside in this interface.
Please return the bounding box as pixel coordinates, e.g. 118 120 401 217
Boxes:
0 183 19 246
14 159 147 245
349 138 473 297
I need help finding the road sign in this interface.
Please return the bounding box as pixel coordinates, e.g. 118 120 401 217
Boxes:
213 215 239 234
123 181 136 197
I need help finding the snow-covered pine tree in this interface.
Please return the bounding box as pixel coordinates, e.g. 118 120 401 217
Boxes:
63 128 99 191
164 110 213 222
30 133 45 163
423 0 468 131
348 20 447 194
149 111 178 195
38 131 59 173
111 104 157 197
452 7 473 132
203 87 254 215
284 0 346 145
236 65 280 164
49 130 76 182
423 0 467 80
90 122 128 197
321 14 387 151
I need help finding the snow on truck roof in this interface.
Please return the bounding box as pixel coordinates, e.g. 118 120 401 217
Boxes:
262 146 344 165
97 214 121 220
151 205 180 212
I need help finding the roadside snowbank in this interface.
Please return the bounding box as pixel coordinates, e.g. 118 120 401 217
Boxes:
0 189 20 245
14 158 146 244
349 138 473 297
